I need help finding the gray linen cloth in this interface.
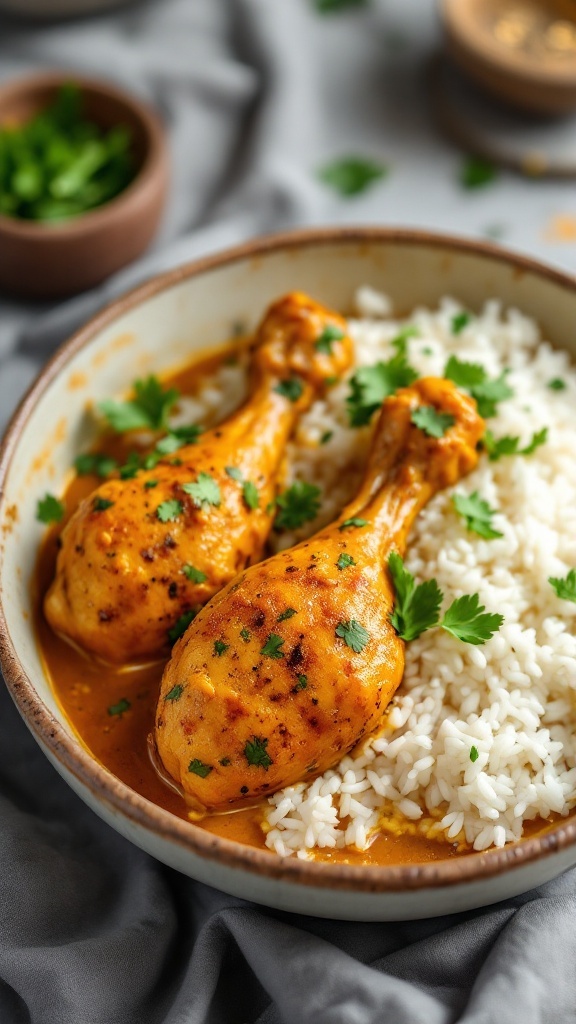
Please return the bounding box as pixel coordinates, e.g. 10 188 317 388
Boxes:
1 2 576 1022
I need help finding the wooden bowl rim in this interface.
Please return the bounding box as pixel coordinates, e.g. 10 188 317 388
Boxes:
2 225 576 894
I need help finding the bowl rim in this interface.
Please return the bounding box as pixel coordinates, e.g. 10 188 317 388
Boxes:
2 224 576 893
0 70 166 238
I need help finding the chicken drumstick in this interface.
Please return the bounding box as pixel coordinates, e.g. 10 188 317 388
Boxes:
155 377 485 810
44 293 352 664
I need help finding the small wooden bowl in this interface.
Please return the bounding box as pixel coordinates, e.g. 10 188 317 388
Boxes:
0 72 168 300
441 0 576 116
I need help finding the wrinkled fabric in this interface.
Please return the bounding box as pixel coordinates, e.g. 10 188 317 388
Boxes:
1 2 576 1022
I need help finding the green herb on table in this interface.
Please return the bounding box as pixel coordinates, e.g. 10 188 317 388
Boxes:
182 564 207 584
274 378 304 402
346 353 418 427
244 736 273 769
483 427 548 461
156 499 183 523
167 610 196 644
274 482 322 531
460 156 497 190
410 406 455 438
549 569 576 604
36 493 64 524
261 634 285 659
315 324 345 354
99 375 179 433
452 491 503 540
335 619 370 653
318 156 387 197
188 759 213 778
183 472 221 508
74 452 118 478
108 698 131 717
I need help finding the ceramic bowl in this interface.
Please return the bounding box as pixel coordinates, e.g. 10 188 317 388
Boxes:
0 71 168 299
2 228 576 921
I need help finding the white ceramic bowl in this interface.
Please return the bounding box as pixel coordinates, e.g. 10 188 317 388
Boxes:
2 228 576 921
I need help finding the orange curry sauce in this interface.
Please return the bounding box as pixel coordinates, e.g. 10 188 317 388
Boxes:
34 342 549 867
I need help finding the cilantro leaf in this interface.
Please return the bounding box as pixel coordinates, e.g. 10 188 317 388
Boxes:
93 496 114 512
74 452 118 477
164 684 184 702
444 357 514 418
483 428 548 461
318 156 387 196
315 324 345 354
242 480 259 510
183 472 221 508
388 552 443 642
36 493 64 524
108 698 130 717
441 594 503 645
274 378 304 402
156 499 183 523
167 610 196 644
549 569 576 603
294 674 308 691
98 375 179 432
339 517 367 530
461 156 497 189
548 378 566 391
470 746 479 763
274 482 322 531
444 355 487 390
451 311 473 334
214 640 229 656
278 607 297 622
347 354 418 426
144 479 158 490
390 325 419 358
240 627 251 642
320 430 333 444
452 491 503 540
410 406 455 438
188 759 213 778
244 736 273 769
182 564 207 584
336 553 356 570
225 466 243 481
335 619 370 653
261 634 285 659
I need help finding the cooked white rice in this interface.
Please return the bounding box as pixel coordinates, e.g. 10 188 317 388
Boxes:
182 288 576 858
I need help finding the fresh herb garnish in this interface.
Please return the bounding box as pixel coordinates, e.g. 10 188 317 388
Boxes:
261 634 285 659
549 569 576 604
36 493 64 524
339 517 367 530
483 428 548 461
182 564 207 584
167 610 196 644
164 684 184 702
244 736 273 770
441 594 504 645
318 156 386 196
390 325 419 358
183 472 221 508
144 479 158 490
225 466 243 481
240 627 251 642
93 496 114 512
388 553 503 645
214 640 229 656
470 746 479 763
410 406 455 438
320 430 333 445
157 499 183 523
461 156 497 190
452 491 503 540
277 608 297 622
274 378 304 402
108 698 130 717
443 356 514 416
314 0 368 11
451 311 472 334
274 482 322 531
548 378 566 391
188 759 213 778
346 353 418 427
335 619 370 653
74 452 117 477
242 480 259 511
294 674 308 691
388 551 443 642
99 375 179 433
315 324 345 354
336 553 356 570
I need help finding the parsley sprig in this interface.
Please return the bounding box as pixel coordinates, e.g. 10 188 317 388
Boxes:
483 428 548 461
452 491 503 540
99 375 179 433
549 569 576 604
36 493 65 525
444 356 514 418
388 552 503 645
347 352 418 427
274 482 321 531
183 473 221 508
410 406 455 438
